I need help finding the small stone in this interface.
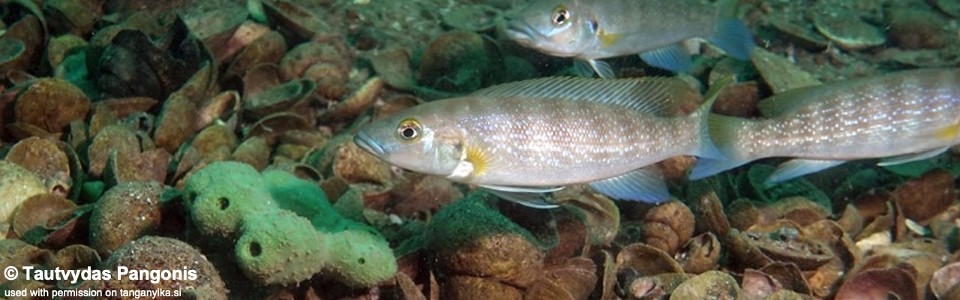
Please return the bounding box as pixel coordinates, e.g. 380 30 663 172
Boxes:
813 12 885 50
751 48 822 94
90 181 166 255
766 17 829 50
886 8 946 50
0 161 51 227
14 78 91 133
96 236 228 299
935 0 960 18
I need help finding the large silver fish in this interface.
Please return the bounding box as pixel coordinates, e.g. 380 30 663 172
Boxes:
691 68 960 183
354 77 729 207
504 0 755 77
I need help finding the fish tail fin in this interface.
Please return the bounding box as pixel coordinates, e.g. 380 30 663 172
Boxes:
689 113 753 179
692 76 732 160
708 19 756 61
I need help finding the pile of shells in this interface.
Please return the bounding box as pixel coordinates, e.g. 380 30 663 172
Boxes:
597 174 959 300
753 0 960 81
0 0 404 296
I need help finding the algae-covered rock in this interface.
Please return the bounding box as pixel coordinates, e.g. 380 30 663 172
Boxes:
426 191 541 252
183 161 397 287
427 192 546 288
236 211 397 287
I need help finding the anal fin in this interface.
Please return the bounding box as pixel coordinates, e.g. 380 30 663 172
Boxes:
639 44 693 73
877 147 950 166
589 167 669 203
767 159 846 184
689 157 750 180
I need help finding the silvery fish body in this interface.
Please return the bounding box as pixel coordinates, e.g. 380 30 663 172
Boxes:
354 77 727 204
692 68 960 183
504 0 754 76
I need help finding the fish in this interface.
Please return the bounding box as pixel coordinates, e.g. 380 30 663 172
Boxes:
354 76 731 208
690 68 960 184
503 0 755 78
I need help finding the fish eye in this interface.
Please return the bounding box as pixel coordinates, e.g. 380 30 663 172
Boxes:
552 5 569 25
397 118 422 141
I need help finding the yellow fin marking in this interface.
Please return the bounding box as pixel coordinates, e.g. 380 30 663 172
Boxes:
598 28 621 48
938 122 960 141
465 145 489 177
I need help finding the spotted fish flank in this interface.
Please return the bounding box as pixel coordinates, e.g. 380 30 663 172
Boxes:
354 76 731 206
691 68 960 184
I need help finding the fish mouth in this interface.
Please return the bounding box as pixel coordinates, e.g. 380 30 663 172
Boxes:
353 131 384 156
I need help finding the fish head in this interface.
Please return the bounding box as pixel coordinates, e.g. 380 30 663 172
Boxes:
504 0 594 57
354 110 464 177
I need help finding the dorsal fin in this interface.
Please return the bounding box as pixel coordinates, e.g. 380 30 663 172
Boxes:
471 76 696 116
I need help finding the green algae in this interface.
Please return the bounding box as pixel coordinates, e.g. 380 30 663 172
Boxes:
425 191 544 252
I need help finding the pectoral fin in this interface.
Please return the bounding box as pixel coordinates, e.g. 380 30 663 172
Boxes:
571 59 615 78
639 44 693 73
767 159 846 184
877 147 950 166
572 60 595 77
589 167 669 203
